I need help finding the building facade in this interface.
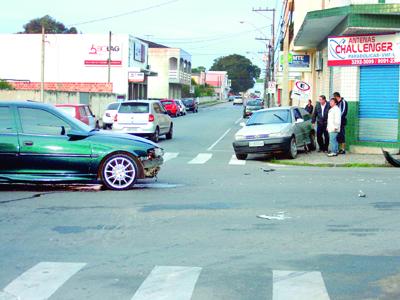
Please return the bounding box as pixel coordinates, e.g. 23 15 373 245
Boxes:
0 34 155 100
279 0 400 152
144 41 191 99
191 71 231 100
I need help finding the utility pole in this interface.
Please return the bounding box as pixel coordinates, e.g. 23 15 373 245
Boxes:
40 26 45 102
253 7 276 107
108 31 112 83
256 37 270 108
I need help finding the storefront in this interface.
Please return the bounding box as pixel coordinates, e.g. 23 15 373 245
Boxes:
291 2 400 152
327 33 400 151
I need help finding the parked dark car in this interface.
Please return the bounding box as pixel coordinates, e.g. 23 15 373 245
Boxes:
243 99 264 118
0 101 164 190
182 98 198 113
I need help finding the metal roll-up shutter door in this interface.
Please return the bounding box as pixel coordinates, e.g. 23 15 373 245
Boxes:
359 65 399 142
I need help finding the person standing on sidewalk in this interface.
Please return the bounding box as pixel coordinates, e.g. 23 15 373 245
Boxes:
333 92 348 154
312 95 330 152
305 99 314 114
327 98 341 157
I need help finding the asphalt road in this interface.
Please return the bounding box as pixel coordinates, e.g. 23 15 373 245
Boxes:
1 102 400 300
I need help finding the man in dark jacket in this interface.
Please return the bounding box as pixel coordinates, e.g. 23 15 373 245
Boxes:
333 92 348 154
312 95 330 152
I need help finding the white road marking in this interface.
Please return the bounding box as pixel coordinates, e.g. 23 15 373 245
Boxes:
273 270 330 300
229 155 246 165
2 262 86 300
234 117 243 125
163 152 179 162
131 266 202 300
188 153 213 164
207 128 232 151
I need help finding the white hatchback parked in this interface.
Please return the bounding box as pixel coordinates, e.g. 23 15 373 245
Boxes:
112 100 173 142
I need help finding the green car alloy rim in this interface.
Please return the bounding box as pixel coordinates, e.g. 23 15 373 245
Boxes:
102 155 137 190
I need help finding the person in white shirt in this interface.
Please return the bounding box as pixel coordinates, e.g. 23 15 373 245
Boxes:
327 98 341 157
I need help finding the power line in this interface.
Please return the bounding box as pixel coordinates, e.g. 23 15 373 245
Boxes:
69 0 180 26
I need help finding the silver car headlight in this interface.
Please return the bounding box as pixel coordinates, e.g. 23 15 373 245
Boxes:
235 134 246 141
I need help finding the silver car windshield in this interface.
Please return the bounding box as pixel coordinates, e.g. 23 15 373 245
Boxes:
247 110 291 125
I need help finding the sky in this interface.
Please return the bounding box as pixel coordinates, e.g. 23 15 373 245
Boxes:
1 0 282 71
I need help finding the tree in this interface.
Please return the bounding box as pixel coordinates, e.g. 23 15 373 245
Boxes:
191 66 206 74
210 54 260 93
0 80 14 90
20 15 78 34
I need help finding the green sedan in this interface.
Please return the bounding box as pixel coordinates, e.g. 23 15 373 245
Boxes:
0 101 164 190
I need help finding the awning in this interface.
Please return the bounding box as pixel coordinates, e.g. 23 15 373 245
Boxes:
294 4 400 49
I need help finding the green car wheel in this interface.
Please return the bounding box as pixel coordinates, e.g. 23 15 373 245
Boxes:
101 154 138 190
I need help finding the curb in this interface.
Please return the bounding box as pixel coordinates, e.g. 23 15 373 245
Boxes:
268 160 388 168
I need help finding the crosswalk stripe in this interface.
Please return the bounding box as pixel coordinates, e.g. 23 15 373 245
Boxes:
2 262 86 300
163 152 179 162
273 270 330 300
229 155 246 165
131 266 202 300
188 153 212 164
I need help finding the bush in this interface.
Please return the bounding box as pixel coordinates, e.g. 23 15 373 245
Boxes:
0 80 14 90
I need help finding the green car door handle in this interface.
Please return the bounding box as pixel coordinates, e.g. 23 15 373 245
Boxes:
23 141 34 146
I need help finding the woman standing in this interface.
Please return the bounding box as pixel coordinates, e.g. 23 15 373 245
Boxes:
327 98 341 157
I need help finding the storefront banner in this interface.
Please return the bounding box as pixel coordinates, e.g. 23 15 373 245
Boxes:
328 33 400 66
279 53 311 72
128 72 145 83
85 37 123 67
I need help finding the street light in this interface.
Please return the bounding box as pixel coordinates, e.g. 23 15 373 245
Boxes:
239 21 269 40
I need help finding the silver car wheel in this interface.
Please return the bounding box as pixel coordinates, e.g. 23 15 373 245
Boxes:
290 137 298 158
103 157 136 190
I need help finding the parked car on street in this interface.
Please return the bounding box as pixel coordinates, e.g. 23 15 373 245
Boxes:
175 99 187 116
0 101 164 190
233 106 315 160
55 104 98 129
160 99 180 117
102 102 120 129
228 95 235 102
182 98 198 113
113 100 173 142
243 99 264 118
233 96 244 105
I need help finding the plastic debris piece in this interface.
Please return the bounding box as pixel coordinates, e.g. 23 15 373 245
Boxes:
358 190 366 198
257 212 291 221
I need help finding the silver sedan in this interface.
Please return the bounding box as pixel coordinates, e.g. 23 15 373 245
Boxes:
232 106 316 159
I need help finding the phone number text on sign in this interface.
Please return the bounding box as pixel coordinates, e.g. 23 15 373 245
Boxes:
350 58 396 65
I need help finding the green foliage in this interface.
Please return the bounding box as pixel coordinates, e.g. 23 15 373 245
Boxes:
210 54 261 93
182 85 191 98
191 66 206 74
194 84 214 97
0 80 14 90
20 15 78 34
191 78 197 86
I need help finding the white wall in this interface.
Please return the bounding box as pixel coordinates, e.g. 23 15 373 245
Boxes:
0 34 149 95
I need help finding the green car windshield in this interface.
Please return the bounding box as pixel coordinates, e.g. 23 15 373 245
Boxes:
247 110 291 125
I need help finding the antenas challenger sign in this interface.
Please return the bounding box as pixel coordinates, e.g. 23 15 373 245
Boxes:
328 34 400 66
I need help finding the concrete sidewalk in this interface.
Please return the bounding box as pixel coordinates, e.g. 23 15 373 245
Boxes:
273 150 398 167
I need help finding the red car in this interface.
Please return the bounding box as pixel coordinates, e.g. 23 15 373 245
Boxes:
55 104 98 128
160 99 180 117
